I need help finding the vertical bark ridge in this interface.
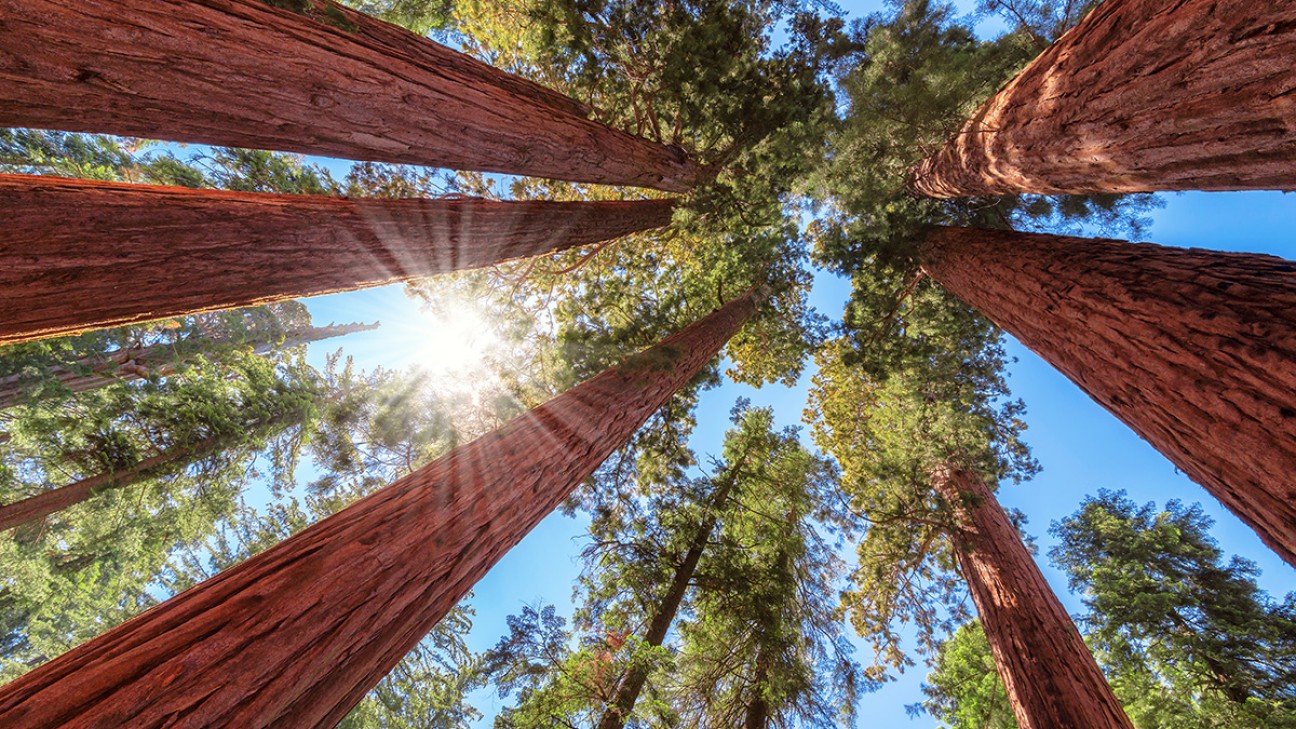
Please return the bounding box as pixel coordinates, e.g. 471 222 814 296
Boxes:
933 466 1133 729
909 0 1296 196
0 175 676 345
0 0 703 191
920 226 1296 566
0 290 761 729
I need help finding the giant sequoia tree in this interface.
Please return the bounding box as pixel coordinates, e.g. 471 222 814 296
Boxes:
919 225 1296 567
0 0 702 190
0 289 761 728
0 174 676 345
911 0 1296 196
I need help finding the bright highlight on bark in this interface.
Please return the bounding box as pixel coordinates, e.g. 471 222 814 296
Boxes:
0 0 704 191
909 0 1296 196
934 466 1134 729
0 175 676 345
921 226 1296 567
0 289 761 729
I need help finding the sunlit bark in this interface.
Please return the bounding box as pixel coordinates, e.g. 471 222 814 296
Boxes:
0 0 702 191
0 290 760 729
910 0 1296 196
0 175 675 345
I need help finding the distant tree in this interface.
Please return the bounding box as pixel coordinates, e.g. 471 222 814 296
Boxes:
1052 491 1296 727
486 406 861 729
919 620 1014 729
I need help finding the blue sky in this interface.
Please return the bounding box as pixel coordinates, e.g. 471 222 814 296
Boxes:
291 3 1296 725
300 191 1296 727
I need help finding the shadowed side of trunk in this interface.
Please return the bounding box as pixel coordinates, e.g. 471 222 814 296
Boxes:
910 0 1296 196
0 0 703 191
0 290 760 729
933 466 1133 729
0 175 676 345
920 225 1296 566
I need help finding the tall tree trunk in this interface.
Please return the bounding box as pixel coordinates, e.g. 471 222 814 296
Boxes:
0 435 227 532
596 463 743 729
909 0 1296 196
0 0 702 192
920 225 1296 566
0 175 675 345
933 466 1133 729
0 290 760 729
0 321 378 409
742 649 772 729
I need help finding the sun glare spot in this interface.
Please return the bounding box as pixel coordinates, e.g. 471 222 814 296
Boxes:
403 301 501 387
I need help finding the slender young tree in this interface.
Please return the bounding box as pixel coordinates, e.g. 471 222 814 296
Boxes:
0 288 761 729
919 225 1296 566
0 0 702 191
592 457 744 729
933 467 1133 729
0 174 676 345
0 321 376 409
910 0 1296 196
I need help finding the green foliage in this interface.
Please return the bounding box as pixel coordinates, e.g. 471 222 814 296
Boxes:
809 0 1158 336
258 0 359 32
919 620 1015 729
1051 491 1296 728
807 279 1035 675
486 407 863 728
672 409 865 728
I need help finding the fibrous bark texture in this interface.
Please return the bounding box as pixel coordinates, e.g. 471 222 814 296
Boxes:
933 466 1133 729
910 0 1296 196
0 291 759 729
0 321 377 409
921 226 1296 566
0 175 675 345
0 0 703 192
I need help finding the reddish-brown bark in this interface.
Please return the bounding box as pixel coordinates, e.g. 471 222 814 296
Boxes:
910 0 1296 196
920 226 1296 566
0 321 377 409
0 0 703 192
0 175 675 345
933 466 1133 729
0 290 760 728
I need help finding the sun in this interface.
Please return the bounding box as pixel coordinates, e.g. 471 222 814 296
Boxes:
405 301 501 385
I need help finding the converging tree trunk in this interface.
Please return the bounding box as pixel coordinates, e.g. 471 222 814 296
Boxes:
0 321 377 409
920 226 1296 566
0 290 761 729
0 0 703 191
933 466 1133 729
0 175 676 345
596 463 743 729
909 0 1296 196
